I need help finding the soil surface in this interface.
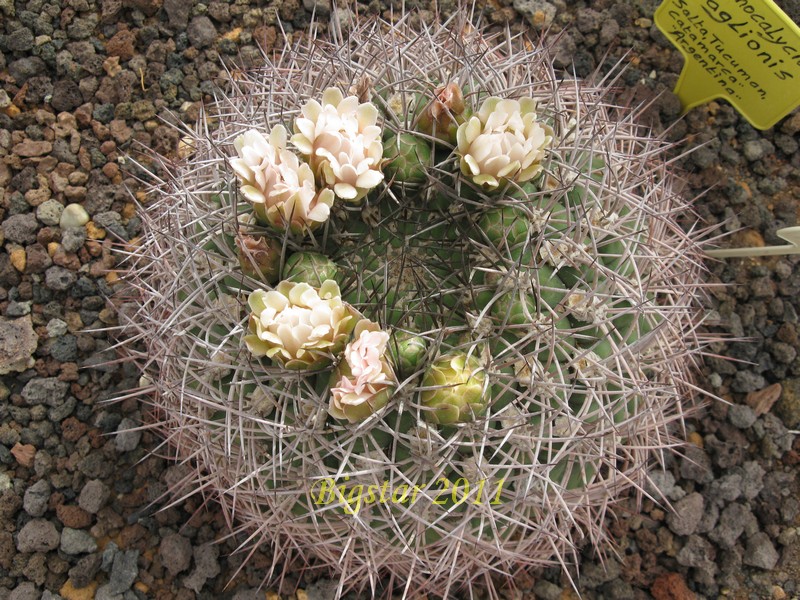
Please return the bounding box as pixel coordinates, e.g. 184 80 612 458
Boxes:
1 0 799 599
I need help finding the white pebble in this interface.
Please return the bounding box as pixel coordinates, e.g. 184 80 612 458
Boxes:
60 203 90 228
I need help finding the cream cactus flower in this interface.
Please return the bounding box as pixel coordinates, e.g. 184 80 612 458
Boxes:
230 126 334 234
329 319 396 423
291 88 384 202
244 280 354 370
456 96 553 190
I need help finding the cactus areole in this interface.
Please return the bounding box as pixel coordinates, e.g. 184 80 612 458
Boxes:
124 11 709 599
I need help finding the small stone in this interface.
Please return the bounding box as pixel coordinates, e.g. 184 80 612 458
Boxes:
728 403 757 429
187 16 217 48
184 544 220 593
23 479 51 517
36 200 64 227
60 579 99 600
2 213 39 244
512 0 556 30
47 318 69 338
11 442 36 467
115 417 142 452
159 533 192 577
78 479 110 514
57 504 93 529
651 572 695 600
776 379 800 428
0 316 37 374
709 502 752 549
163 0 191 28
747 382 782 416
10 248 26 271
16 519 60 553
21 377 69 405
86 221 106 240
106 30 137 61
69 553 102 589
61 528 98 555
50 80 84 113
12 139 52 157
10 582 39 600
107 549 139 594
680 445 713 484
45 265 78 291
744 532 780 569
60 204 90 228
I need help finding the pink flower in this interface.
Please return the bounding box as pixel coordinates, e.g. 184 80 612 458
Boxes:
329 320 396 423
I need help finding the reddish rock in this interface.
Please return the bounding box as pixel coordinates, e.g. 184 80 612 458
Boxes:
61 416 88 442
12 140 53 157
651 572 696 600
11 442 36 467
56 504 92 529
106 29 137 61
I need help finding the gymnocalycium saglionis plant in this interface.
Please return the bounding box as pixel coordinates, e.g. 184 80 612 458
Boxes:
122 9 713 598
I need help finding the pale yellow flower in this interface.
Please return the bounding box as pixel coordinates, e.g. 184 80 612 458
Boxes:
244 280 354 370
456 97 553 190
230 126 333 234
292 88 384 202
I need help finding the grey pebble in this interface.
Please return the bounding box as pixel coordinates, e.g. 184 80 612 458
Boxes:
61 227 87 253
115 417 142 452
21 377 69 406
676 535 716 571
728 404 757 429
184 544 221 593
79 479 111 514
107 549 140 594
646 469 685 502
16 518 60 553
512 0 556 30
744 531 780 570
667 492 705 536
159 532 193 577
187 16 217 48
532 580 561 600
2 213 39 244
680 445 714 484
45 265 78 291
60 527 98 555
709 472 743 505
9 582 38 600
35 200 64 227
305 579 338 600
23 479 50 517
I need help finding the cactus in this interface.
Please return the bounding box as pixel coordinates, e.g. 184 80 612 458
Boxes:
121 10 710 598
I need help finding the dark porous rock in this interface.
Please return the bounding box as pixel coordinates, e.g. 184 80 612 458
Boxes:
2 213 39 245
21 377 69 406
16 519 60 553
728 403 757 429
45 265 78 291
187 16 217 49
708 471 743 504
159 532 192 577
5 27 34 53
46 334 78 362
744 532 780 570
69 552 103 588
8 56 46 83
106 30 137 62
25 243 53 274
50 80 85 113
164 0 191 28
666 492 705 537
0 316 37 375
22 479 50 517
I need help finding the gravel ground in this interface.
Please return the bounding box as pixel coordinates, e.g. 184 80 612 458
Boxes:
1 0 799 598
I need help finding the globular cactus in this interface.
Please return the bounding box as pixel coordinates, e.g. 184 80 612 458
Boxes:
122 9 709 598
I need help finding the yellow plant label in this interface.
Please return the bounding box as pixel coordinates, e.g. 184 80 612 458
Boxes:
655 0 800 129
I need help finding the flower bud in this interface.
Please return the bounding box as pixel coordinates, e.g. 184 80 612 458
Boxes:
417 82 466 143
420 352 487 424
236 234 281 283
283 251 339 288
388 331 427 378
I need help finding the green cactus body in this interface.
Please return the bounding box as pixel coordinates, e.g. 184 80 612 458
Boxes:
125 12 709 598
